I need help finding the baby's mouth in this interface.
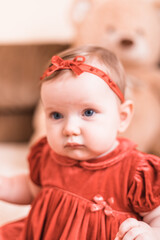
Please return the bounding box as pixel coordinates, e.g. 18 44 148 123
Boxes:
64 142 84 148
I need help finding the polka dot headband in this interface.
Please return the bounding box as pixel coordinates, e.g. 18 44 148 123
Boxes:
40 55 125 103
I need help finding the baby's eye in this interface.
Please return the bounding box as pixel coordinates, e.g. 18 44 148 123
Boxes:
83 109 95 117
50 112 63 120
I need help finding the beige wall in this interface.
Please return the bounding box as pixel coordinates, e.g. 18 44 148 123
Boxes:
0 0 75 44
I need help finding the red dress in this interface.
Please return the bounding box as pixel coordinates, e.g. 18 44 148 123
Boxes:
0 137 160 240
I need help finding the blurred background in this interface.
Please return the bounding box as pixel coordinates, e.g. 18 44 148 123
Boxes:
0 0 160 226
0 0 75 226
0 0 75 143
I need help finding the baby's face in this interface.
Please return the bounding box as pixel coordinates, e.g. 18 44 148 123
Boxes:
41 71 122 160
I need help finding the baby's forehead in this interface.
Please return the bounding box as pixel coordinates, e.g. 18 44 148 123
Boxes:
48 71 114 98
41 69 119 109
44 66 114 97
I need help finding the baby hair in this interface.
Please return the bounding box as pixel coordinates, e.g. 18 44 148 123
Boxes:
41 45 126 95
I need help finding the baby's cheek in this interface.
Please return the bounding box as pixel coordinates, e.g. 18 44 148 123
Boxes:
86 133 108 153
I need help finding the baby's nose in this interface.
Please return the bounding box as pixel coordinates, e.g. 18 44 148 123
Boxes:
63 118 81 136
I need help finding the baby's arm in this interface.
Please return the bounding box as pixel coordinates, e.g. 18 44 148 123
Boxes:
0 174 41 205
115 206 160 240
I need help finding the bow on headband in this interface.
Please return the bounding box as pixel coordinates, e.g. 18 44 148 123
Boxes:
40 56 85 80
40 55 125 103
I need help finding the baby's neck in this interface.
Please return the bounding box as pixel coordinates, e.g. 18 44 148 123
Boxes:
95 140 119 159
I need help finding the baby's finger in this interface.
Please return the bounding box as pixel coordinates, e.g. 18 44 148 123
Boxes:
135 234 151 240
114 236 122 240
117 218 140 238
122 226 147 240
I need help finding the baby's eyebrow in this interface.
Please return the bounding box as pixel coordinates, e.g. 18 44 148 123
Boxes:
44 106 60 111
79 102 104 109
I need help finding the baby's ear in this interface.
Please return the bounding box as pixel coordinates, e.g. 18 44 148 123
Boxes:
118 100 134 133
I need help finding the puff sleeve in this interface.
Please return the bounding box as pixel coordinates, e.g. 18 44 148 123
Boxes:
128 154 160 213
28 137 47 186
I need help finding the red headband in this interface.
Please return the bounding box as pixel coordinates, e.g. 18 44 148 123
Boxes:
40 55 125 103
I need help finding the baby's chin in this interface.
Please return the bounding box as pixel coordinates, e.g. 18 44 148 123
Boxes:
64 153 93 161
63 150 102 161
53 145 106 161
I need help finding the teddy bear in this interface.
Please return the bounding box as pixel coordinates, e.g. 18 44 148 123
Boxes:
30 0 160 156
70 0 160 155
72 0 160 69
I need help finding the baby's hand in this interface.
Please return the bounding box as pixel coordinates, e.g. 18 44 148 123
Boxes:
114 218 157 240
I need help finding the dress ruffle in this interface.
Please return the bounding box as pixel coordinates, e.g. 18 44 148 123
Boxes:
128 153 160 212
28 137 47 186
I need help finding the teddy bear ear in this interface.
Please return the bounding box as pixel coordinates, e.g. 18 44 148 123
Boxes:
154 0 160 8
71 0 108 25
151 0 160 18
146 0 160 7
71 0 92 24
